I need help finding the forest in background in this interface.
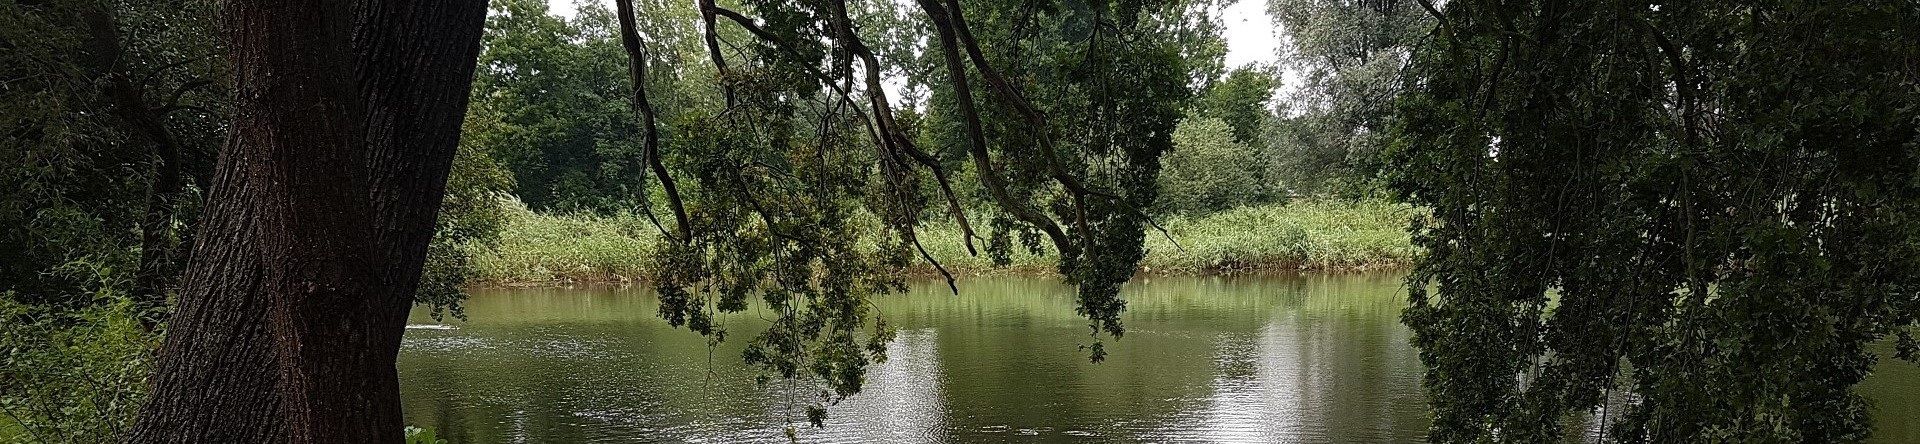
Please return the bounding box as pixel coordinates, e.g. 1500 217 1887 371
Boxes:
3 0 1916 442
422 0 1421 290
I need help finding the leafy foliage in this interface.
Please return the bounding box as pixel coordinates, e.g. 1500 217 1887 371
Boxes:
402 426 448 444
1265 0 1429 196
1150 199 1414 271
556 0 1222 424
0 0 224 313
465 0 703 212
0 288 156 443
0 2 214 440
1388 1 1920 441
416 142 515 321
1157 117 1265 214
1191 65 1278 146
908 0 1209 360
458 199 1414 281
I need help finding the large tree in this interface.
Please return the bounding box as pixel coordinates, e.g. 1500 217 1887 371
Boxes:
1266 0 1429 196
126 0 487 441
1390 1 1920 441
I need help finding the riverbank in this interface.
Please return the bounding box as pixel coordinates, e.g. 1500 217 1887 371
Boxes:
468 200 1419 284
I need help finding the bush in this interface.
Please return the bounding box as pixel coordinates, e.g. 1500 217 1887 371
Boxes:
0 292 156 443
403 426 447 444
1156 117 1269 215
417 145 515 320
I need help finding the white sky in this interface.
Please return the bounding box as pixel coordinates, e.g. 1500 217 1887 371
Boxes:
1219 0 1280 68
548 0 588 17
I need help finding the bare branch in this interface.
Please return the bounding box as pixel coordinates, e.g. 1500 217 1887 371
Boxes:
911 230 961 295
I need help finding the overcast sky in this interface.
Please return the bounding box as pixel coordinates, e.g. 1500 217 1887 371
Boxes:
1218 0 1280 68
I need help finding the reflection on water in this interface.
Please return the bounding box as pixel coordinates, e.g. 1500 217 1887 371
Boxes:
398 273 1919 443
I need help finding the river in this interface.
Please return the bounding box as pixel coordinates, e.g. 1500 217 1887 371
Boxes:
398 273 1918 443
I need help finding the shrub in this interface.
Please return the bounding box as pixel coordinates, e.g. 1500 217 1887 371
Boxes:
0 292 156 443
1157 117 1269 215
464 199 1417 283
1143 199 1417 271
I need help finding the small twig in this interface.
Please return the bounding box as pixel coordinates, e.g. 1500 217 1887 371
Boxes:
1083 188 1184 252
0 403 49 444
1414 0 1447 27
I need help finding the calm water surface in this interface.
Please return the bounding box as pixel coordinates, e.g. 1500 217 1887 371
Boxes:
398 273 1919 443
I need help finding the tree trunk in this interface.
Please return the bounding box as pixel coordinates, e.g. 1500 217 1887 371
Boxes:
125 0 486 442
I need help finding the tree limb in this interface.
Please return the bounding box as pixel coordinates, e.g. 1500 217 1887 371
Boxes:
615 0 692 242
934 0 1095 251
914 0 1076 259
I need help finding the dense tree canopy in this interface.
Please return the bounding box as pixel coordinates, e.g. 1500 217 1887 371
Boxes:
0 0 224 314
1389 1 1920 441
2 1 223 437
1192 65 1279 147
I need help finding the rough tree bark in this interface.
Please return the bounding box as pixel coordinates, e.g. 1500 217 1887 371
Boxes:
125 0 486 442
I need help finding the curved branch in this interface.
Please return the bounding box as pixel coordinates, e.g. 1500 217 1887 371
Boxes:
156 104 218 118
828 0 980 256
154 79 214 111
910 228 960 294
136 54 212 89
615 0 692 242
915 0 1076 259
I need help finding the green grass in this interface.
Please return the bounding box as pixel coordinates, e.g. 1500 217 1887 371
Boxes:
467 199 1417 283
469 199 662 283
1139 200 1418 272
912 199 1417 274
